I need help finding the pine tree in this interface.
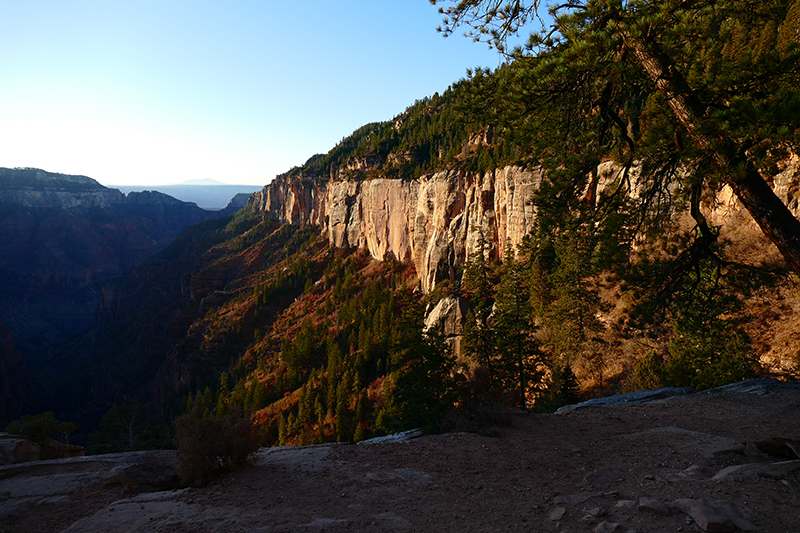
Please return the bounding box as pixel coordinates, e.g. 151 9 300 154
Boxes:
277 412 288 445
492 246 542 409
558 364 581 405
461 235 495 376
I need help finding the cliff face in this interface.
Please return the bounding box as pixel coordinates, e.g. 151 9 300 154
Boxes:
252 153 800 293
252 166 543 292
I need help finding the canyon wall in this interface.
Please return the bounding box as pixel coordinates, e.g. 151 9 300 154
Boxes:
251 166 543 292
251 153 800 294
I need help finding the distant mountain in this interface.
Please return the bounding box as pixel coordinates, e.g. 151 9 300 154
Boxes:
0 167 247 414
114 180 262 211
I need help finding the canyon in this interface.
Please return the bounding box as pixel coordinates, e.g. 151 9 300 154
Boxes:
0 168 242 423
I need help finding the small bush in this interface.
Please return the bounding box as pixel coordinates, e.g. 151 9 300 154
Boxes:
624 351 664 393
664 325 761 391
174 406 260 487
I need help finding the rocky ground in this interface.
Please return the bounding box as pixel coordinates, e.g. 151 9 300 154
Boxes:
1 379 799 533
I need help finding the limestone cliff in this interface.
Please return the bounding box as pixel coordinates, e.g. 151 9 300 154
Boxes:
251 166 542 292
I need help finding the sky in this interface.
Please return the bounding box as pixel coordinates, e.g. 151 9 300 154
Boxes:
0 1 507 187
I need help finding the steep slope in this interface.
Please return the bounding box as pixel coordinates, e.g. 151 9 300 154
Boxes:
43 202 431 446
45 211 324 432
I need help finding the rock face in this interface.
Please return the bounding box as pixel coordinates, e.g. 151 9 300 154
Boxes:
424 295 468 357
252 154 800 295
251 166 543 292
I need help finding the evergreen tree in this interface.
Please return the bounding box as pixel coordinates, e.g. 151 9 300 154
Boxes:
492 246 542 409
392 304 459 431
558 364 581 405
277 412 288 446
660 255 762 390
461 235 496 376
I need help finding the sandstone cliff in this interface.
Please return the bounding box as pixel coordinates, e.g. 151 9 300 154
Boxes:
251 166 542 292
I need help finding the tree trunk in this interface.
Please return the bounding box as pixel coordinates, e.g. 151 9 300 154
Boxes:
625 31 800 275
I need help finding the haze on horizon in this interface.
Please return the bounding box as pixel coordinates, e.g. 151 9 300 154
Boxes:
0 1 504 188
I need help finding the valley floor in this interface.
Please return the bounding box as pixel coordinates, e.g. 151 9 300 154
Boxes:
2 380 799 532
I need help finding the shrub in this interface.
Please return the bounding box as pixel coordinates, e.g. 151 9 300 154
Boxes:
664 326 761 391
174 405 261 487
438 395 512 437
624 351 664 393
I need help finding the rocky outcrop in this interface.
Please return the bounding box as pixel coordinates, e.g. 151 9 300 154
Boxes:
424 295 468 357
0 433 84 465
252 166 543 292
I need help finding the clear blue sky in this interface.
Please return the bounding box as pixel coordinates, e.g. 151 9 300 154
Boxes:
0 1 505 186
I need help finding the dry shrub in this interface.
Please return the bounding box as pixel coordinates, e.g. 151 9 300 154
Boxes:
439 364 512 436
174 406 261 487
439 395 512 437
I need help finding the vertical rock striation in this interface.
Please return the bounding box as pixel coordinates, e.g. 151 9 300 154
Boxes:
251 166 543 292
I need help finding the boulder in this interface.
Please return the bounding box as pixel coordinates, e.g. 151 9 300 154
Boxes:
712 459 800 481
424 295 467 357
0 436 40 464
672 498 758 532
557 387 694 414
638 497 669 516
105 451 180 493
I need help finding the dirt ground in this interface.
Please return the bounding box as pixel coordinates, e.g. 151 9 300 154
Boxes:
2 381 800 532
